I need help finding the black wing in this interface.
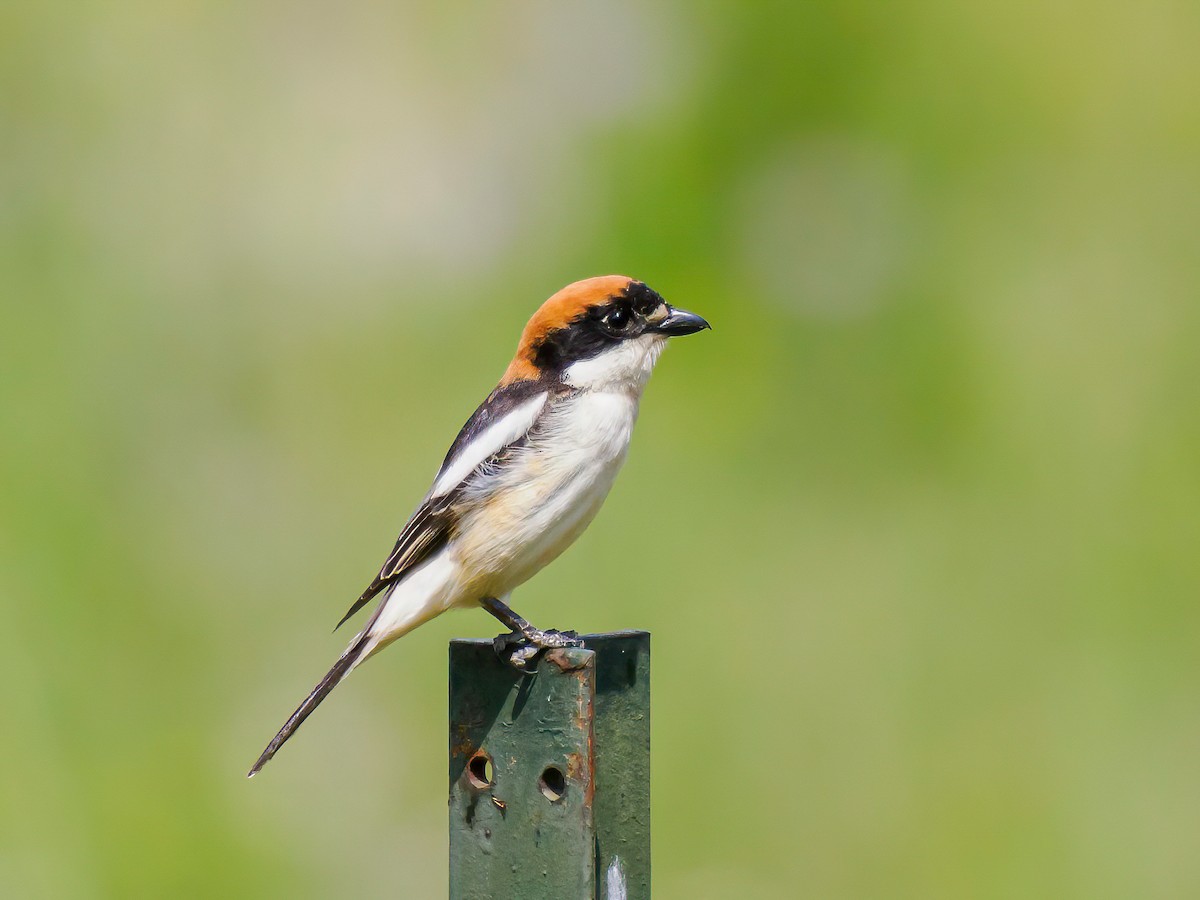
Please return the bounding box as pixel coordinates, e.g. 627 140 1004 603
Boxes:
334 495 456 630
334 377 560 631
435 377 552 481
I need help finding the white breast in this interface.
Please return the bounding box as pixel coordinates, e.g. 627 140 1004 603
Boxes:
452 389 640 598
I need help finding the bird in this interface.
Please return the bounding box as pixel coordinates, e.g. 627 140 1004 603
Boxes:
248 275 709 776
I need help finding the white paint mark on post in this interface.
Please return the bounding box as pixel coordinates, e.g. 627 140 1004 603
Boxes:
605 855 627 900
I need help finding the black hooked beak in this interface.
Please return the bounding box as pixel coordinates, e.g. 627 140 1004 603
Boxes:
653 305 711 336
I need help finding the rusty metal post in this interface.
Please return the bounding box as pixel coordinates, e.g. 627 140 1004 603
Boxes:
449 631 650 900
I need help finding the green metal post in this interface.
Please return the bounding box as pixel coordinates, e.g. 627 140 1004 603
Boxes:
449 631 650 899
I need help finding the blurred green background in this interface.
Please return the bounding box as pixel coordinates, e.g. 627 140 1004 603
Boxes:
3 1 1198 897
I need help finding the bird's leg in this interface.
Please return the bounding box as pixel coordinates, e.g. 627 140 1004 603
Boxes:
480 596 583 672
480 596 581 647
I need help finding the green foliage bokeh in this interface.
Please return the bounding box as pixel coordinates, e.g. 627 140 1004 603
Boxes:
2 2 1198 897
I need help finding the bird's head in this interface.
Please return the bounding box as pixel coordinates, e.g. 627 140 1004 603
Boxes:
503 275 710 391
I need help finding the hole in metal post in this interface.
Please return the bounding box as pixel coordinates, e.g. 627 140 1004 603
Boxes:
467 751 494 789
539 765 566 802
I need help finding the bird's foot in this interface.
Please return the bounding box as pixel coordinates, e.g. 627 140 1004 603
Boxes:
530 628 583 649
493 632 540 672
493 629 584 673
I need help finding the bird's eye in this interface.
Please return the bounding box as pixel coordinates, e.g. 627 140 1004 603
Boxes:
606 306 632 331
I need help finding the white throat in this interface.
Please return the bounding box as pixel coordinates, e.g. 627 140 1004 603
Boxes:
562 334 667 394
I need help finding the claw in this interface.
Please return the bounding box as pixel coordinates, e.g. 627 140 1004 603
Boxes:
492 631 541 673
540 629 583 648
492 628 584 672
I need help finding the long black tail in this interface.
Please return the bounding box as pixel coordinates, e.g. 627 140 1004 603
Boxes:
247 631 372 777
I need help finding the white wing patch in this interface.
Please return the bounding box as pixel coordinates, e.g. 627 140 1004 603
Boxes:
430 392 547 497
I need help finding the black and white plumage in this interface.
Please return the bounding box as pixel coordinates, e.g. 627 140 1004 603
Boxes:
248 276 709 776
